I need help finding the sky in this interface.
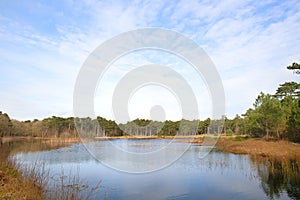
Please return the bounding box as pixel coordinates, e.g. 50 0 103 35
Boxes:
0 0 299 122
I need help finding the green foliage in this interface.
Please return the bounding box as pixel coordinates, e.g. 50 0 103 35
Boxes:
245 93 285 138
241 81 299 142
197 118 210 134
275 82 300 98
233 135 249 141
159 120 179 136
287 62 300 74
96 117 123 137
226 129 233 136
0 112 12 137
5 165 19 177
286 99 300 142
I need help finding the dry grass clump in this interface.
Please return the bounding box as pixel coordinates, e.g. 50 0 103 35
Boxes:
0 161 44 200
0 137 103 200
9 159 103 200
46 168 102 200
0 158 103 200
216 138 300 161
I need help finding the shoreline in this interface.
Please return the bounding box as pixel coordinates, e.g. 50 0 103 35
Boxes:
0 161 44 199
0 136 82 143
1 135 300 199
215 137 300 162
3 135 300 161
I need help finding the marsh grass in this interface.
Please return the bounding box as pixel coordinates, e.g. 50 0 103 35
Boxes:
9 157 103 200
47 167 102 200
0 161 44 199
216 138 300 161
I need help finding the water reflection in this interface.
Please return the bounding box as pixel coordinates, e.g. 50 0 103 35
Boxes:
0 138 69 161
253 158 300 200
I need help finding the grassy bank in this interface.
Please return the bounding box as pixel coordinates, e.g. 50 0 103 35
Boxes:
215 137 300 161
0 137 85 200
0 161 44 199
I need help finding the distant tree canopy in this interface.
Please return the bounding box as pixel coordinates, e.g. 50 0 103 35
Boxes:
0 82 299 142
0 114 221 138
0 112 12 137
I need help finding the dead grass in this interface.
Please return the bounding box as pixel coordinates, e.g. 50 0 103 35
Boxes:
0 137 102 200
1 136 83 145
216 137 300 161
2 159 103 200
0 161 44 200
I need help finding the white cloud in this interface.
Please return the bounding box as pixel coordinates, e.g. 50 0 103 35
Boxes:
0 0 299 120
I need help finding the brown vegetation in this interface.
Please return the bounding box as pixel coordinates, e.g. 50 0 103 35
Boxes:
216 137 300 161
0 137 103 200
0 137 83 200
0 162 44 200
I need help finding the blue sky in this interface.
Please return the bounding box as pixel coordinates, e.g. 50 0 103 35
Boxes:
0 0 299 121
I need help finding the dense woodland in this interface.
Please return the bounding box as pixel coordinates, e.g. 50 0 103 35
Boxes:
0 62 299 142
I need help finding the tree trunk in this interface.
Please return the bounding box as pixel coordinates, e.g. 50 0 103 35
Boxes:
266 122 269 140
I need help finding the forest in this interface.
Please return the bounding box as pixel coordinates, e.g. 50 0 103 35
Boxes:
0 63 299 142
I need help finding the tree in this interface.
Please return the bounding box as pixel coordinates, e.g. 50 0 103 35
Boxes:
244 93 285 139
287 62 300 74
275 82 300 99
280 63 300 142
286 98 300 142
242 108 262 137
11 120 25 136
0 112 12 137
230 115 245 135
197 118 210 134
159 120 179 136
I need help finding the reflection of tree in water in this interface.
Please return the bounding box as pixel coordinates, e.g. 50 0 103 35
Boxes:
0 139 72 161
254 157 300 200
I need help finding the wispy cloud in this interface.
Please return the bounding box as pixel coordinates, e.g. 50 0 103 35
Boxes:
0 0 299 120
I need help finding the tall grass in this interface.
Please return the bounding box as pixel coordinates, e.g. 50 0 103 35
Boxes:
9 157 103 200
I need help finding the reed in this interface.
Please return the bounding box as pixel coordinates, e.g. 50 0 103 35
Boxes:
9 158 103 200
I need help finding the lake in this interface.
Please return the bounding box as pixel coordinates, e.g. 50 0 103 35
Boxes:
3 139 300 200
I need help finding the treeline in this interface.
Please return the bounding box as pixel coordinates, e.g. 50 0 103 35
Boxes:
0 62 299 142
1 80 298 141
224 62 300 142
0 115 77 138
224 81 300 142
0 113 220 138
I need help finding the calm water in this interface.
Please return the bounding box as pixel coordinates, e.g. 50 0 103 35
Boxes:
3 139 300 200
